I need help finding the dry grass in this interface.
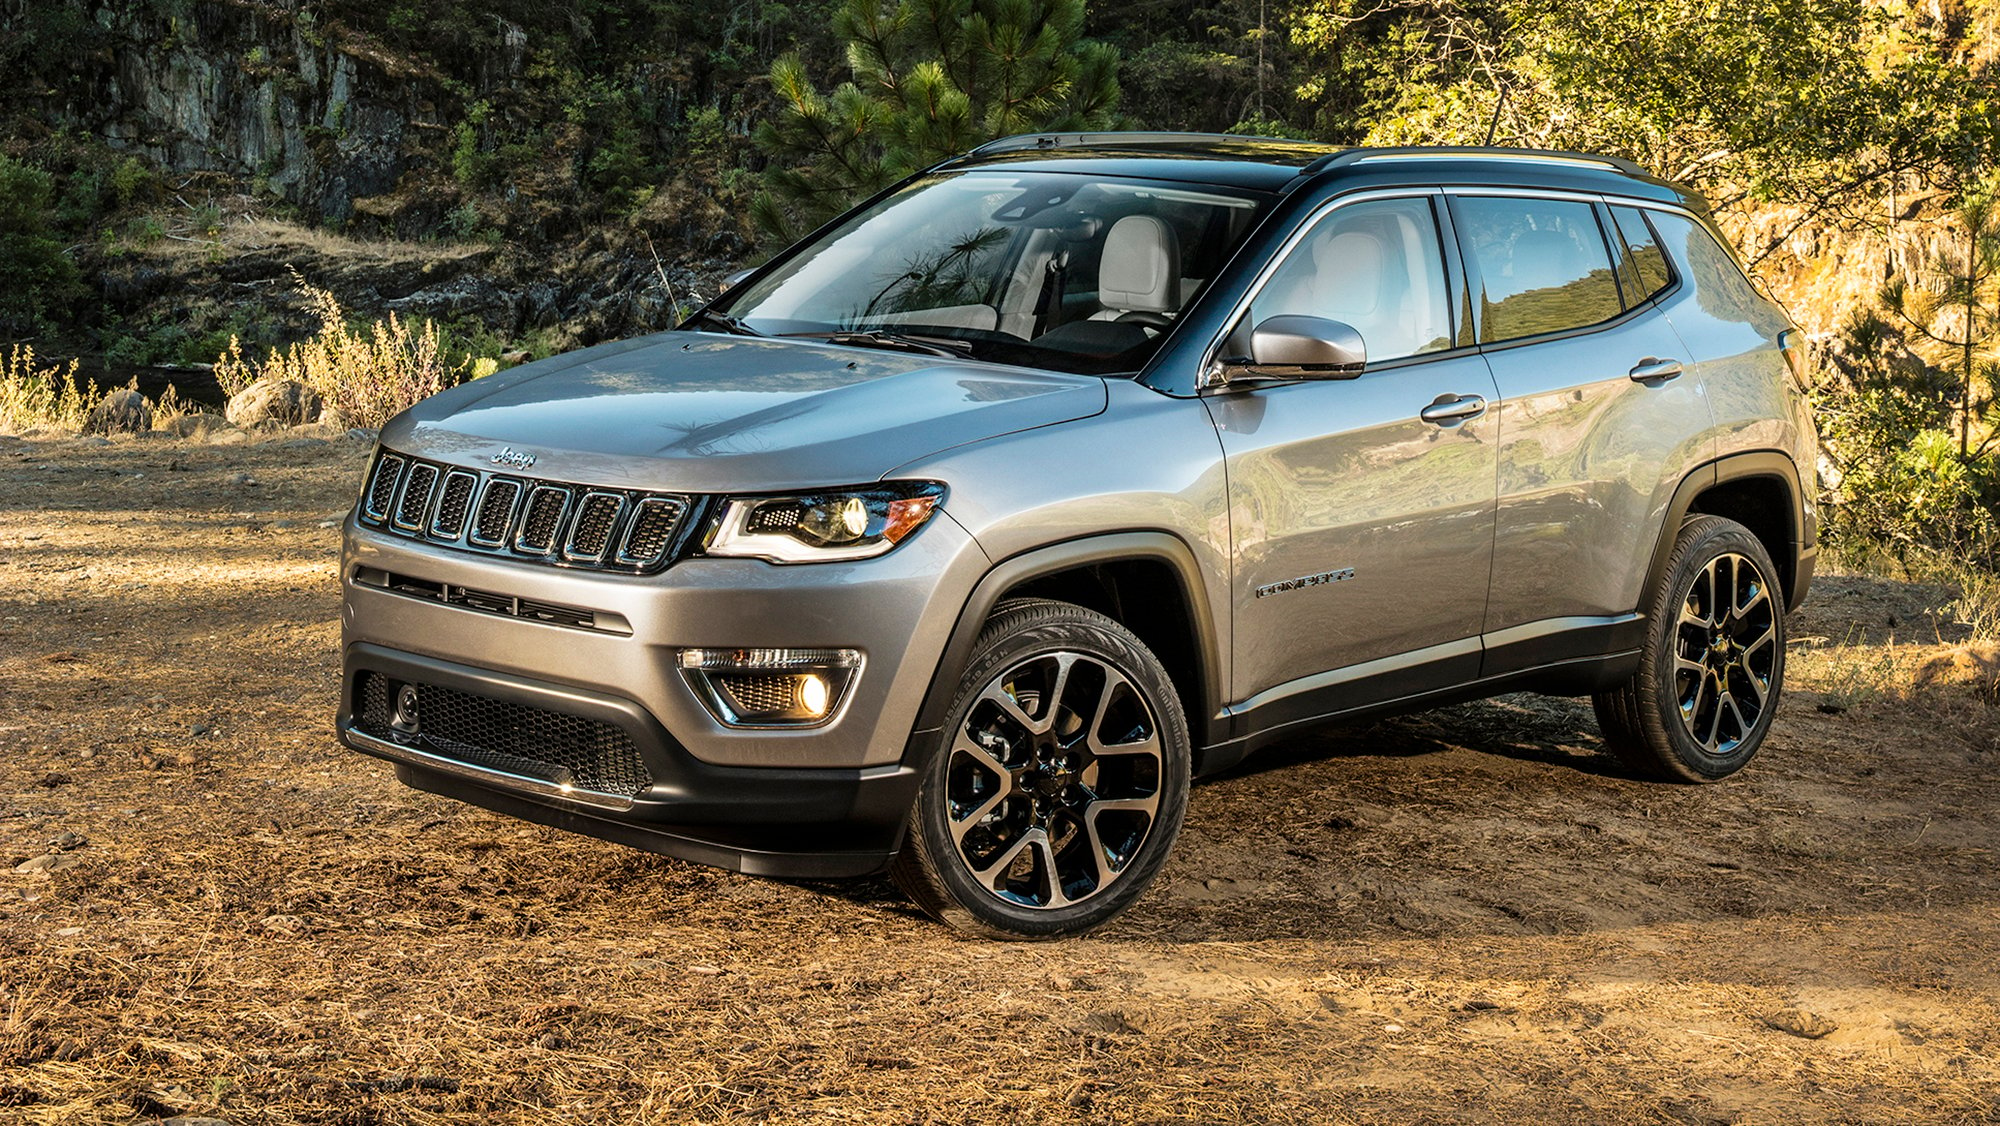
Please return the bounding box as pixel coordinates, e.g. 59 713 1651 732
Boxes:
0 346 100 434
214 275 486 427
1 443 1997 1125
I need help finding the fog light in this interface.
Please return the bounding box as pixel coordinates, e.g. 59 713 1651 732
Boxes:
797 673 830 717
678 648 861 727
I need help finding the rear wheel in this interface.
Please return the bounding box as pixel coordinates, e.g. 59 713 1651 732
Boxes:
892 599 1191 938
1595 515 1786 782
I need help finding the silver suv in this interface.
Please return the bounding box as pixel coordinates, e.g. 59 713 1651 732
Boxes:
339 135 1818 937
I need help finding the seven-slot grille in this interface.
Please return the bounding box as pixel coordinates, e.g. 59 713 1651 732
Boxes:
361 450 691 572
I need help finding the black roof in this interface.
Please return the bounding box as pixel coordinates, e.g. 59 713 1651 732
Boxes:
945 132 1695 209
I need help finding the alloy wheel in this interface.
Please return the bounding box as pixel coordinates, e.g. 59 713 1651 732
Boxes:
1673 552 1778 756
945 651 1164 910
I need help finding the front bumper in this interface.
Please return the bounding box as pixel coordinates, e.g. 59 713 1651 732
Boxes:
338 645 924 877
337 506 988 877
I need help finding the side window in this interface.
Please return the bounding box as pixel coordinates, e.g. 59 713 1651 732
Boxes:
1609 205 1673 303
1244 197 1453 363
1452 196 1623 343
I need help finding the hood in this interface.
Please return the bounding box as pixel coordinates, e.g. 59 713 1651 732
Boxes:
382 332 1108 492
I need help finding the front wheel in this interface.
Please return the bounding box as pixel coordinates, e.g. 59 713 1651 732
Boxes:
1594 514 1787 782
892 599 1191 939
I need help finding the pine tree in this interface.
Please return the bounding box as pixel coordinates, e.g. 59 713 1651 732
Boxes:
751 0 1121 245
1881 176 2000 459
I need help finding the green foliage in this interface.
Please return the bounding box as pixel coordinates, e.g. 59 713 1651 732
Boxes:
451 100 494 188
1292 0 1987 226
752 0 1123 244
111 157 159 207
0 156 82 338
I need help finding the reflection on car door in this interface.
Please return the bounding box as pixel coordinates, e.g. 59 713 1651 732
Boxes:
1206 194 1501 731
1448 193 1715 676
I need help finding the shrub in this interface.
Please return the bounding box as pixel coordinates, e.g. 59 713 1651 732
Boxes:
0 156 82 336
214 278 471 427
0 345 99 433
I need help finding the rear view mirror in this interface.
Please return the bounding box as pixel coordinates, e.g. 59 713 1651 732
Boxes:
1222 316 1367 384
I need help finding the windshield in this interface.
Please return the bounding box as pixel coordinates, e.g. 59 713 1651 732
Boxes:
713 172 1272 375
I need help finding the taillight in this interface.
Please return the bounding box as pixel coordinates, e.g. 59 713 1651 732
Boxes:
1777 328 1807 387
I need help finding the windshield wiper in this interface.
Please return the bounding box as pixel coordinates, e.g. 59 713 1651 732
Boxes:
821 330 973 358
682 309 764 337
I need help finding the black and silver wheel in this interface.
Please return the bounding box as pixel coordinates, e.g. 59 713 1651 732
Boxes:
1595 515 1786 781
893 599 1190 938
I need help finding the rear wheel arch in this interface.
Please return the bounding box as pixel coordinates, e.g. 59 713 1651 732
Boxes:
1645 452 1806 614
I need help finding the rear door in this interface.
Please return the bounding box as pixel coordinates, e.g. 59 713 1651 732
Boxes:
1449 192 1714 675
1206 192 1501 725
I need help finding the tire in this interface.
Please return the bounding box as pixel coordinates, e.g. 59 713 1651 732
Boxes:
1594 515 1787 782
892 598 1192 939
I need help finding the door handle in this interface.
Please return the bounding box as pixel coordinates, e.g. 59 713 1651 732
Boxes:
1419 394 1487 424
1628 357 1684 382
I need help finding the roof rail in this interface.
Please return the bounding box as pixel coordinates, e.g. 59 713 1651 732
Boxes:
1300 145 1651 179
966 131 1337 157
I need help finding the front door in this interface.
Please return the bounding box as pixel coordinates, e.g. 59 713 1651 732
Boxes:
1207 194 1500 728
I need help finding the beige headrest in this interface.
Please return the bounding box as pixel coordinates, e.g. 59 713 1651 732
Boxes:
1099 216 1181 313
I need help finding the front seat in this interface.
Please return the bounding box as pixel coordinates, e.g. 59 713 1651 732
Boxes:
1094 215 1181 327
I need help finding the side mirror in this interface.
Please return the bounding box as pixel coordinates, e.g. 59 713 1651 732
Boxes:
717 267 756 294
1221 315 1367 383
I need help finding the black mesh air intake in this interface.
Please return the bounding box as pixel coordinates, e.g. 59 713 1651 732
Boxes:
618 498 685 565
431 470 478 539
395 463 440 529
566 493 623 561
354 671 652 801
516 487 569 554
365 455 405 520
472 479 521 546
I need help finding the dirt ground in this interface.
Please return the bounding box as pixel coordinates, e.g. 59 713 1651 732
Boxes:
2 432 1997 1125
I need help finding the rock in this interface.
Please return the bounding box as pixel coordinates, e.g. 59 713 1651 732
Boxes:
278 437 329 450
261 914 306 935
345 427 379 443
73 435 112 448
226 378 323 428
205 428 250 447
48 831 86 852
86 389 153 434
228 472 260 486
160 412 227 438
386 275 520 325
1762 1009 1838 1039
13 853 81 874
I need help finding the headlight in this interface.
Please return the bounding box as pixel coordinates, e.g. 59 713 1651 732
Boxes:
705 482 946 563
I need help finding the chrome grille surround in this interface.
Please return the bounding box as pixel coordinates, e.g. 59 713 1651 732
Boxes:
393 462 440 531
364 454 405 521
564 492 626 563
430 470 479 539
357 449 695 574
616 497 687 567
470 479 522 547
515 486 571 555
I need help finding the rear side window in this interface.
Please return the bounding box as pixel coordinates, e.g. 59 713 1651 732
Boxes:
1452 196 1623 343
1608 205 1673 303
